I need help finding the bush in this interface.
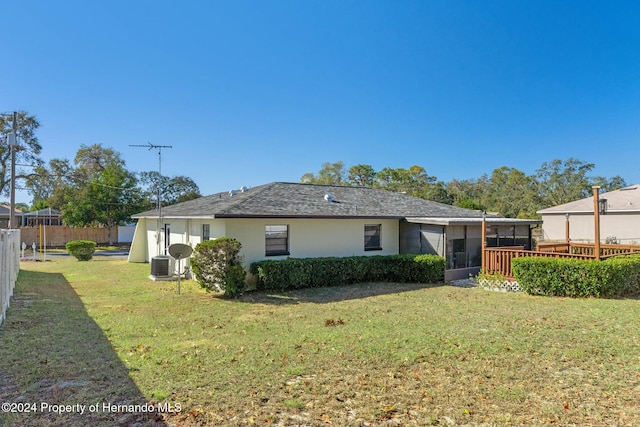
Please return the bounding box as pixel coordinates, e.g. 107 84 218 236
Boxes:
512 255 640 298
65 240 97 261
190 238 246 298
250 254 445 291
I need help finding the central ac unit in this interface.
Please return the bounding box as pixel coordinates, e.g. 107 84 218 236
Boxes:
150 255 174 278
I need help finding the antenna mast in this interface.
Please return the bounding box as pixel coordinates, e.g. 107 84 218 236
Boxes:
130 142 173 256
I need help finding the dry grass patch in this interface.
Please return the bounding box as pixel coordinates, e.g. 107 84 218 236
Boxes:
1 259 640 426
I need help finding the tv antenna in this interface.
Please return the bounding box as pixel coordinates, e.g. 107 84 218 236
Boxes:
130 142 173 256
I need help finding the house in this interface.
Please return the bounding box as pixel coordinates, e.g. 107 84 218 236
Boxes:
20 208 63 227
0 205 22 228
538 184 640 244
128 182 541 281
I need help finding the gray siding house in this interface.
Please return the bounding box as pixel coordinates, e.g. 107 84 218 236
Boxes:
129 182 540 281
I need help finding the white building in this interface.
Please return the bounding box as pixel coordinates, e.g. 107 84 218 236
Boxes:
538 184 640 244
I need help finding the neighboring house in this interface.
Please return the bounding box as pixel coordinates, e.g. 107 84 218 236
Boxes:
538 184 640 244
0 205 22 228
21 208 63 227
129 182 540 281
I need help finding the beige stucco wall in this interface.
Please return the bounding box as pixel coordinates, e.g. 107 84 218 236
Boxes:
129 217 400 265
226 218 399 266
541 213 640 244
128 218 148 262
129 217 228 262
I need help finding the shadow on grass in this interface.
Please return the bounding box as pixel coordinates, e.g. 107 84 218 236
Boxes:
241 281 444 305
0 270 167 427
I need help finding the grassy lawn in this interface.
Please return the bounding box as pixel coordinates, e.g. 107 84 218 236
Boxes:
2 259 640 426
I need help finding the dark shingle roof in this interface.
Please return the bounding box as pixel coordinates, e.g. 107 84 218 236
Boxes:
0 205 23 216
132 182 489 219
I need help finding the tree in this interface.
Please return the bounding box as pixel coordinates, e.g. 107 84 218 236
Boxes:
32 144 146 244
300 161 346 185
138 171 201 209
62 161 145 244
26 158 74 207
591 175 627 194
74 144 123 172
422 180 453 205
481 166 540 218
447 178 488 211
374 165 432 196
536 158 595 207
0 111 43 197
347 164 376 187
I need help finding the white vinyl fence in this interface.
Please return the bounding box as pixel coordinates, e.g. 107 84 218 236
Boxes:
0 229 20 326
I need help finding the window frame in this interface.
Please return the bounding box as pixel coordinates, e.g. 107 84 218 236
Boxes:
265 224 290 256
364 224 382 251
202 224 210 241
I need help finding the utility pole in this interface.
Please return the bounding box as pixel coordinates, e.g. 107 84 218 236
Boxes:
130 142 173 256
9 111 17 229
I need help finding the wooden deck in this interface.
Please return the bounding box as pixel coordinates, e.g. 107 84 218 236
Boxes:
483 243 640 279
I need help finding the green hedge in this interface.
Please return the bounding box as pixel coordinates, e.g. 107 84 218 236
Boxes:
190 238 246 298
65 240 97 261
249 254 445 291
512 255 640 298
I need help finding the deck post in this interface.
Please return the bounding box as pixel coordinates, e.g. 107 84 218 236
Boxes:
565 213 570 244
593 186 601 260
481 212 486 272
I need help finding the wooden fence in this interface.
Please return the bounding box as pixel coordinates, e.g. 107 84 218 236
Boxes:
1 229 20 326
19 226 119 248
483 242 640 279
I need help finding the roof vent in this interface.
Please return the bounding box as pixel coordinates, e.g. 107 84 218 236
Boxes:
324 193 335 202
229 189 237 197
240 186 249 192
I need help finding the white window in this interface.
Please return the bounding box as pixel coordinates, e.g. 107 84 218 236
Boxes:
265 225 289 256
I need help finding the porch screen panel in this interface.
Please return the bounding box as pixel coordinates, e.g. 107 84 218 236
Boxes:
420 225 444 256
466 226 482 267
486 226 499 247
514 225 530 249
447 226 466 269
498 226 516 246
400 222 421 254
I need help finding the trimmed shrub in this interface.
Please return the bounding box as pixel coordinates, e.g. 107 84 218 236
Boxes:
65 240 96 261
190 238 246 298
512 255 640 298
250 254 445 291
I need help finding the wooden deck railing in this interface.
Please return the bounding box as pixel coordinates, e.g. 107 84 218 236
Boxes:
536 242 640 257
484 243 640 279
536 242 570 253
483 247 595 279
569 243 640 257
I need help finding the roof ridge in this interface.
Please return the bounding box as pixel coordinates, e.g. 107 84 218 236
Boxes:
216 182 276 213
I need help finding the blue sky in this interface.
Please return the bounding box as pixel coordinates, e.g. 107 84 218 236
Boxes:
3 0 640 203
